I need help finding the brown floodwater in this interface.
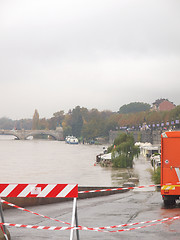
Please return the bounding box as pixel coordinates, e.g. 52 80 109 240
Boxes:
0 136 152 187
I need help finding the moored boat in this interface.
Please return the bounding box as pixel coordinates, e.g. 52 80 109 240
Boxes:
65 136 79 144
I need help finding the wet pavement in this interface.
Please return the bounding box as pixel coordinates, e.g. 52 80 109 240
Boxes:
3 190 180 239
2 155 180 239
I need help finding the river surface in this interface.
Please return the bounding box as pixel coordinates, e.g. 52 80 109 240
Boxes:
0 136 139 186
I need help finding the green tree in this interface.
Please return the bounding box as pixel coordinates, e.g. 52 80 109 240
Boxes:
71 106 83 137
81 109 108 139
63 126 72 138
82 118 105 139
53 110 65 126
110 133 140 168
152 167 161 184
119 102 150 114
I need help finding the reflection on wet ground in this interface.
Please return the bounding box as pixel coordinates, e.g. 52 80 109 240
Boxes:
160 201 180 233
110 154 153 188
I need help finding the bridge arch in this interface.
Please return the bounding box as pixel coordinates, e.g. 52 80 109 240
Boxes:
0 130 21 140
25 131 58 140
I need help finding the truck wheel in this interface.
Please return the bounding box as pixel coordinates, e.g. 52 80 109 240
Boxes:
163 197 176 206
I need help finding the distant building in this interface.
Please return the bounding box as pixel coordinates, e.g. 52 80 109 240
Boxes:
151 98 176 111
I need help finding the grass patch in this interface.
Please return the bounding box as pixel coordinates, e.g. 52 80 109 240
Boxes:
152 167 161 184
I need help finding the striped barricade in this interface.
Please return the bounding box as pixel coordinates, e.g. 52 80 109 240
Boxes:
0 183 79 240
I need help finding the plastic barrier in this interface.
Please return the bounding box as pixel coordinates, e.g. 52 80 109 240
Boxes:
0 183 79 240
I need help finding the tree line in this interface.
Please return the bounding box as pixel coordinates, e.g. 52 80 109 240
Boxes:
0 102 180 140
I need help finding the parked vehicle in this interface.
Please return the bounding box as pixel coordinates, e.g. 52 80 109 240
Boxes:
150 154 161 169
161 131 180 205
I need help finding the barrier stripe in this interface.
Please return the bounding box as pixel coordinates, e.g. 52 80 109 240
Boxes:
56 185 77 198
80 216 180 231
0 184 78 198
0 224 8 240
18 184 36 197
95 218 178 233
0 222 73 231
1 216 180 232
36 185 56 197
0 184 18 197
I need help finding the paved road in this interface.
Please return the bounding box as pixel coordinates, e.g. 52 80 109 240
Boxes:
3 189 180 240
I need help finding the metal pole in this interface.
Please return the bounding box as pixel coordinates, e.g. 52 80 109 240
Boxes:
0 198 8 240
70 198 77 240
75 204 80 240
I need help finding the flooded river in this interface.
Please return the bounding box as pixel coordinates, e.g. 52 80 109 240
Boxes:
2 137 180 240
0 136 137 186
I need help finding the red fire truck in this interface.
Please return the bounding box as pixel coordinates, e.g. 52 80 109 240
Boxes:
161 131 180 205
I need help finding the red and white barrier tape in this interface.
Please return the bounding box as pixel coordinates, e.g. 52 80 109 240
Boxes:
0 224 8 240
78 184 158 194
0 222 73 231
79 215 180 232
1 199 71 226
1 215 180 233
78 182 180 194
88 217 179 233
1 199 180 233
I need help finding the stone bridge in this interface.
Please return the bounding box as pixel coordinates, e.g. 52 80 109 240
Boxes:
0 127 63 141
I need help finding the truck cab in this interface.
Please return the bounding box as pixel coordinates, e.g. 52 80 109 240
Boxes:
161 131 180 205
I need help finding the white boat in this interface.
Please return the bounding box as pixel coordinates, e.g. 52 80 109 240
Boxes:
65 136 79 144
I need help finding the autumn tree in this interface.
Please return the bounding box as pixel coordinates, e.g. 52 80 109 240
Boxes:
39 118 48 130
48 110 65 130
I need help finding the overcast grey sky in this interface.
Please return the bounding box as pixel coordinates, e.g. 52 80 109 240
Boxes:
0 0 180 119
